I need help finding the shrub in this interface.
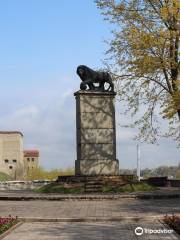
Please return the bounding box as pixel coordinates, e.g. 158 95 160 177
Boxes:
0 172 10 181
164 214 180 235
25 167 75 181
0 216 18 234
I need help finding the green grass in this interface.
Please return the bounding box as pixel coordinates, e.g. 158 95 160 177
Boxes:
0 172 10 181
36 182 156 194
35 183 84 194
102 182 157 193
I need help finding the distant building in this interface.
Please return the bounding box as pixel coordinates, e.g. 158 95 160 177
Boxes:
23 150 39 173
0 131 39 180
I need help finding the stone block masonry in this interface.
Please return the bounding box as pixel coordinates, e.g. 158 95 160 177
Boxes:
74 91 119 176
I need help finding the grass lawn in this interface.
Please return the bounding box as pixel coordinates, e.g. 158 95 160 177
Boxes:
35 183 84 193
102 182 157 193
36 182 156 193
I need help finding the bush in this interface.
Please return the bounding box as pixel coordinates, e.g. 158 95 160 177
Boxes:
0 172 10 181
164 214 180 235
25 167 75 181
0 216 18 235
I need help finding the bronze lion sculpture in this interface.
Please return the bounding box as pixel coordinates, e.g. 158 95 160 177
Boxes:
76 65 114 92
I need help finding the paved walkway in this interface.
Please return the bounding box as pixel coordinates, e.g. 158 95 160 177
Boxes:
0 198 179 220
0 188 180 200
0 198 179 239
3 220 179 240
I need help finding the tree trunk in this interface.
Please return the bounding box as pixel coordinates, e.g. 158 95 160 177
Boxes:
178 109 180 120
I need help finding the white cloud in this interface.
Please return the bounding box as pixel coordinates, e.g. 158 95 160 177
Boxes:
0 80 179 170
116 128 134 141
13 105 39 117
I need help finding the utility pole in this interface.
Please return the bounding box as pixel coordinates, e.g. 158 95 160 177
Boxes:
137 144 140 181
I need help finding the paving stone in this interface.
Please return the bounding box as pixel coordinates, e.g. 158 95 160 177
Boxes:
0 198 179 219
3 221 179 240
0 197 179 239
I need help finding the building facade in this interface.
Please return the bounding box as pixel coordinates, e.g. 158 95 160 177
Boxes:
0 131 39 180
23 150 39 173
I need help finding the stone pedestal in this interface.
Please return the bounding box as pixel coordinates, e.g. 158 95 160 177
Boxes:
74 90 119 176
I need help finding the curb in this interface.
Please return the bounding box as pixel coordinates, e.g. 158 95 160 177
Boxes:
137 194 180 199
0 194 179 201
0 221 23 240
18 215 165 222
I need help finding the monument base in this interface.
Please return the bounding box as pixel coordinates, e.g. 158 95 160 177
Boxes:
75 159 119 176
75 90 119 177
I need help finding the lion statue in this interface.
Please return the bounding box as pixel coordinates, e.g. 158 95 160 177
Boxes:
76 65 114 92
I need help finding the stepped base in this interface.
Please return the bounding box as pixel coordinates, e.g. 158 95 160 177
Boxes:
57 175 135 193
57 175 134 183
75 159 119 176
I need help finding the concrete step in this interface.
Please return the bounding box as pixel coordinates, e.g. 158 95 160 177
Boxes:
85 190 102 193
85 177 103 180
85 185 102 187
85 187 102 191
85 185 103 188
85 182 103 186
85 183 103 187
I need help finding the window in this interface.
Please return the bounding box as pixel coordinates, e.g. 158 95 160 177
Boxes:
4 159 9 163
32 158 34 161
27 158 30 161
9 166 13 169
13 159 17 163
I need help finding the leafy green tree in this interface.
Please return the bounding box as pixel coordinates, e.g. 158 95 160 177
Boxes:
96 0 180 144
0 172 10 181
178 162 180 169
141 168 152 178
25 167 75 181
176 170 180 178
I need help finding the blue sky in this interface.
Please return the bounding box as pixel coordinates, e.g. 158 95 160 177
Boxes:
0 0 179 170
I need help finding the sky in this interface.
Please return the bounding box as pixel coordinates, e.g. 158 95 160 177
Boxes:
0 0 179 170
